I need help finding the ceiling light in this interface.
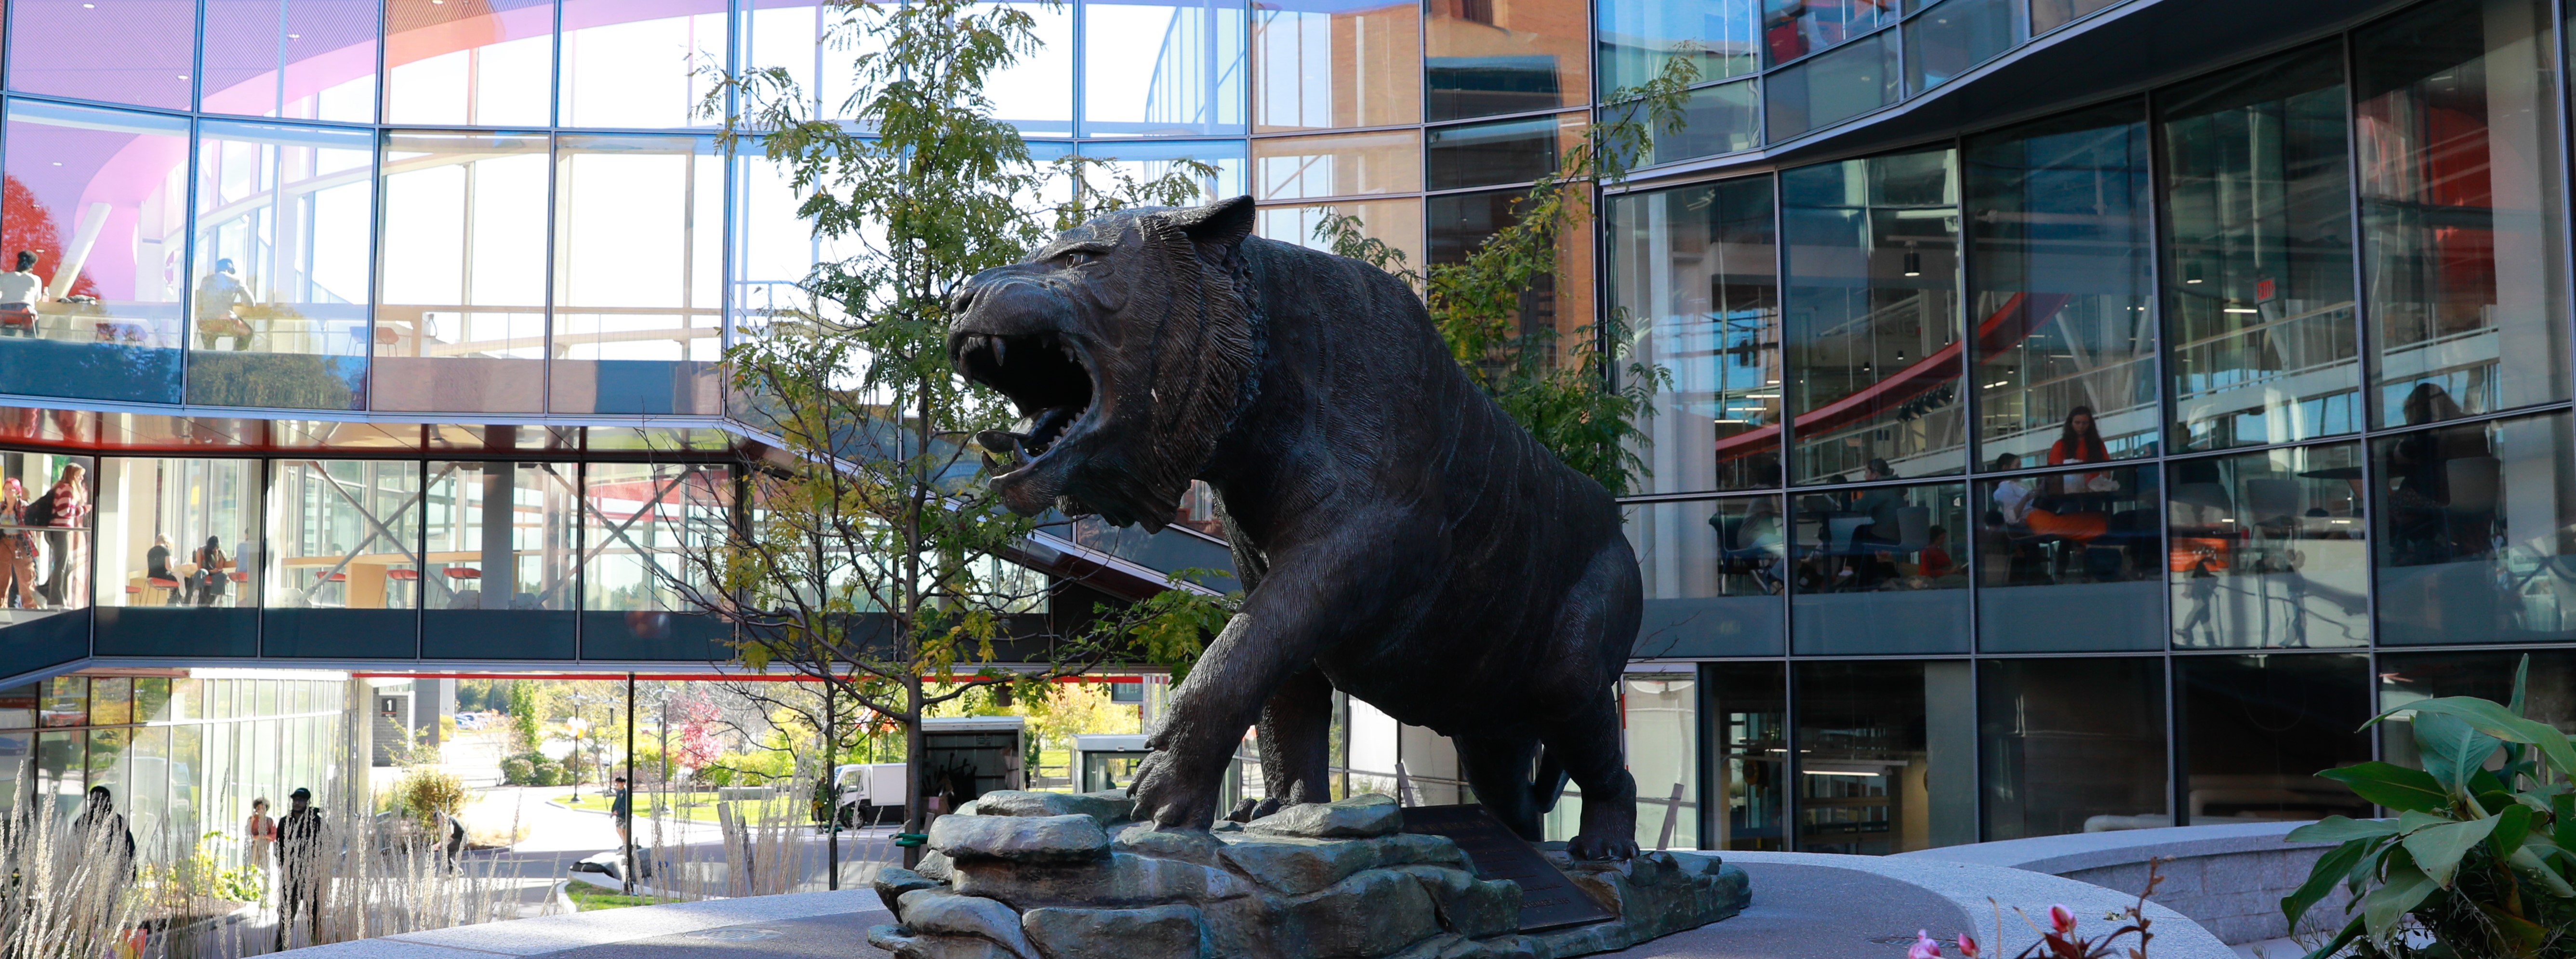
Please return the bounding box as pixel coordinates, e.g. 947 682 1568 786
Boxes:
2224 307 2258 314
1901 250 1922 277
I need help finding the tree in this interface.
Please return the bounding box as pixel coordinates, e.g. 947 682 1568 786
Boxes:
1316 58 1698 496
693 0 1213 863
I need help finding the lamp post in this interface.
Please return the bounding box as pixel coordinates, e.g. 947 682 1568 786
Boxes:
566 716 590 799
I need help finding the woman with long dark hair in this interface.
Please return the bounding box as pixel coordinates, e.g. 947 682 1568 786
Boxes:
2048 406 2111 465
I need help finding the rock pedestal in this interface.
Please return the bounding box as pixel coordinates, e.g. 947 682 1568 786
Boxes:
867 792 1750 959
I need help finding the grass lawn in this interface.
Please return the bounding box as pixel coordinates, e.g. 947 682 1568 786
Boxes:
564 882 678 911
555 790 799 825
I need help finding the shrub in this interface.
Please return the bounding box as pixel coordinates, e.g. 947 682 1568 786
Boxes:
396 767 468 819
501 757 534 786
698 764 736 788
2283 657 2574 959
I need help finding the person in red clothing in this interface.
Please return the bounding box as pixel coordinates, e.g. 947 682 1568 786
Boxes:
2047 407 2111 465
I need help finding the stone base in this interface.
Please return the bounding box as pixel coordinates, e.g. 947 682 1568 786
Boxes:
867 792 1750 959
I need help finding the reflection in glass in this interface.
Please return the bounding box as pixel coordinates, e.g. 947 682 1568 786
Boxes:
2378 651 2576 770
375 131 550 413
2178 653 2373 823
425 461 577 657
582 462 729 613
1084 0 1248 137
266 460 422 610
1965 103 2156 466
9 0 198 109
1252 0 1421 131
1607 176 1780 493
1793 660 1975 853
1599 0 1756 99
1981 658 2168 838
1 453 96 621
1429 188 1595 358
2374 410 2576 644
1254 199 1425 276
1426 117 1558 191
1704 662 1784 851
0 102 190 404
1626 498 1784 657
1646 80 1760 164
1760 0 1897 67
2161 46 2362 452
552 135 725 415
383 0 557 127
1902 0 2013 93
2030 0 2117 35
1252 131 1422 201
2167 443 2370 649
733 152 866 339
1623 674 1698 851
94 458 263 609
1425 0 1591 121
1764 31 1898 141
1789 481 1969 654
202 0 382 122
189 122 377 410
2356 0 2567 426
1781 147 1963 483
1074 140 1248 205
1975 464 2161 651
558 0 727 129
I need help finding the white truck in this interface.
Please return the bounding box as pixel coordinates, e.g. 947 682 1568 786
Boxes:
832 762 908 826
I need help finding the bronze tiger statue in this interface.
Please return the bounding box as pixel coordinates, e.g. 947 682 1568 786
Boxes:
948 195 1644 859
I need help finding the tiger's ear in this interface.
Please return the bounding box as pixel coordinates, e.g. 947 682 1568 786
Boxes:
1161 196 1255 254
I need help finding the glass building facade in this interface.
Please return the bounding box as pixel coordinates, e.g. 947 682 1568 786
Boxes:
0 0 2570 860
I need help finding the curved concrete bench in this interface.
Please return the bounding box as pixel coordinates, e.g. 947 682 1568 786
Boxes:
1895 821 2344 946
1720 852 2233 959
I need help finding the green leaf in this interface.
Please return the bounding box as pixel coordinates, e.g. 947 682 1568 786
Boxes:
2509 653 2529 718
2362 848 2439 941
2287 815 2403 844
2321 762 2453 813
2413 711 2502 794
2508 842 2576 898
2298 918 2364 959
2557 792 2575 853
2282 839 2372 929
2486 803 2533 859
2391 696 2576 781
2402 816 2498 887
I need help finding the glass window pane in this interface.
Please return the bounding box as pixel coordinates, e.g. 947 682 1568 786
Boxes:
1253 198 1425 274
1073 140 1249 206
1981 657 2168 839
1085 0 1249 137
581 462 730 658
2373 409 2576 644
1792 660 1975 853
1252 131 1422 201
1252 0 1421 132
384 0 557 127
425 461 578 611
1426 116 1557 191
43 677 85 727
1623 674 1697 851
0 103 190 403
1627 497 1784 657
2356 0 2568 427
1781 146 1964 483
0 683 35 729
551 135 724 415
4 454 96 618
36 730 81 816
8 0 196 109
2030 0 2116 35
92 678 133 725
1428 187 1595 370
202 0 383 122
1966 102 2158 467
1902 0 2014 94
988 1 1078 135
1789 481 1969 653
1645 79 1760 164
2378 650 2576 770
1425 0 1591 121
1759 0 1899 67
1608 176 1781 493
267 460 423 610
188 121 378 410
1764 29 1897 142
1599 0 1755 99
375 131 551 413
2167 442 2370 649
1975 463 2162 651
2178 653 2372 823
559 0 728 129
94 457 265 611
2161 45 2361 453
1705 662 1784 851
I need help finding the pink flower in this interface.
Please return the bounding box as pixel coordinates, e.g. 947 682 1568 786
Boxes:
1956 933 1979 957
2049 905 2077 936
1909 930 1942 959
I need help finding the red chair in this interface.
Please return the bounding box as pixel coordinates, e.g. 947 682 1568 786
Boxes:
315 570 347 582
386 569 419 581
442 566 481 579
230 571 248 582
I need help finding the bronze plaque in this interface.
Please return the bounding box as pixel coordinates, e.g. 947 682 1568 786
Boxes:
1399 804 1614 932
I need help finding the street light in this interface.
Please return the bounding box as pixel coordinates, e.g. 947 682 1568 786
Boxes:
566 716 591 799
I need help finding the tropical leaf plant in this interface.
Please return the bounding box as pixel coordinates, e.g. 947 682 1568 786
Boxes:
2282 656 2575 959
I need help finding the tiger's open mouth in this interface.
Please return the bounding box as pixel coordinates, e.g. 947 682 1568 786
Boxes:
952 329 1098 474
